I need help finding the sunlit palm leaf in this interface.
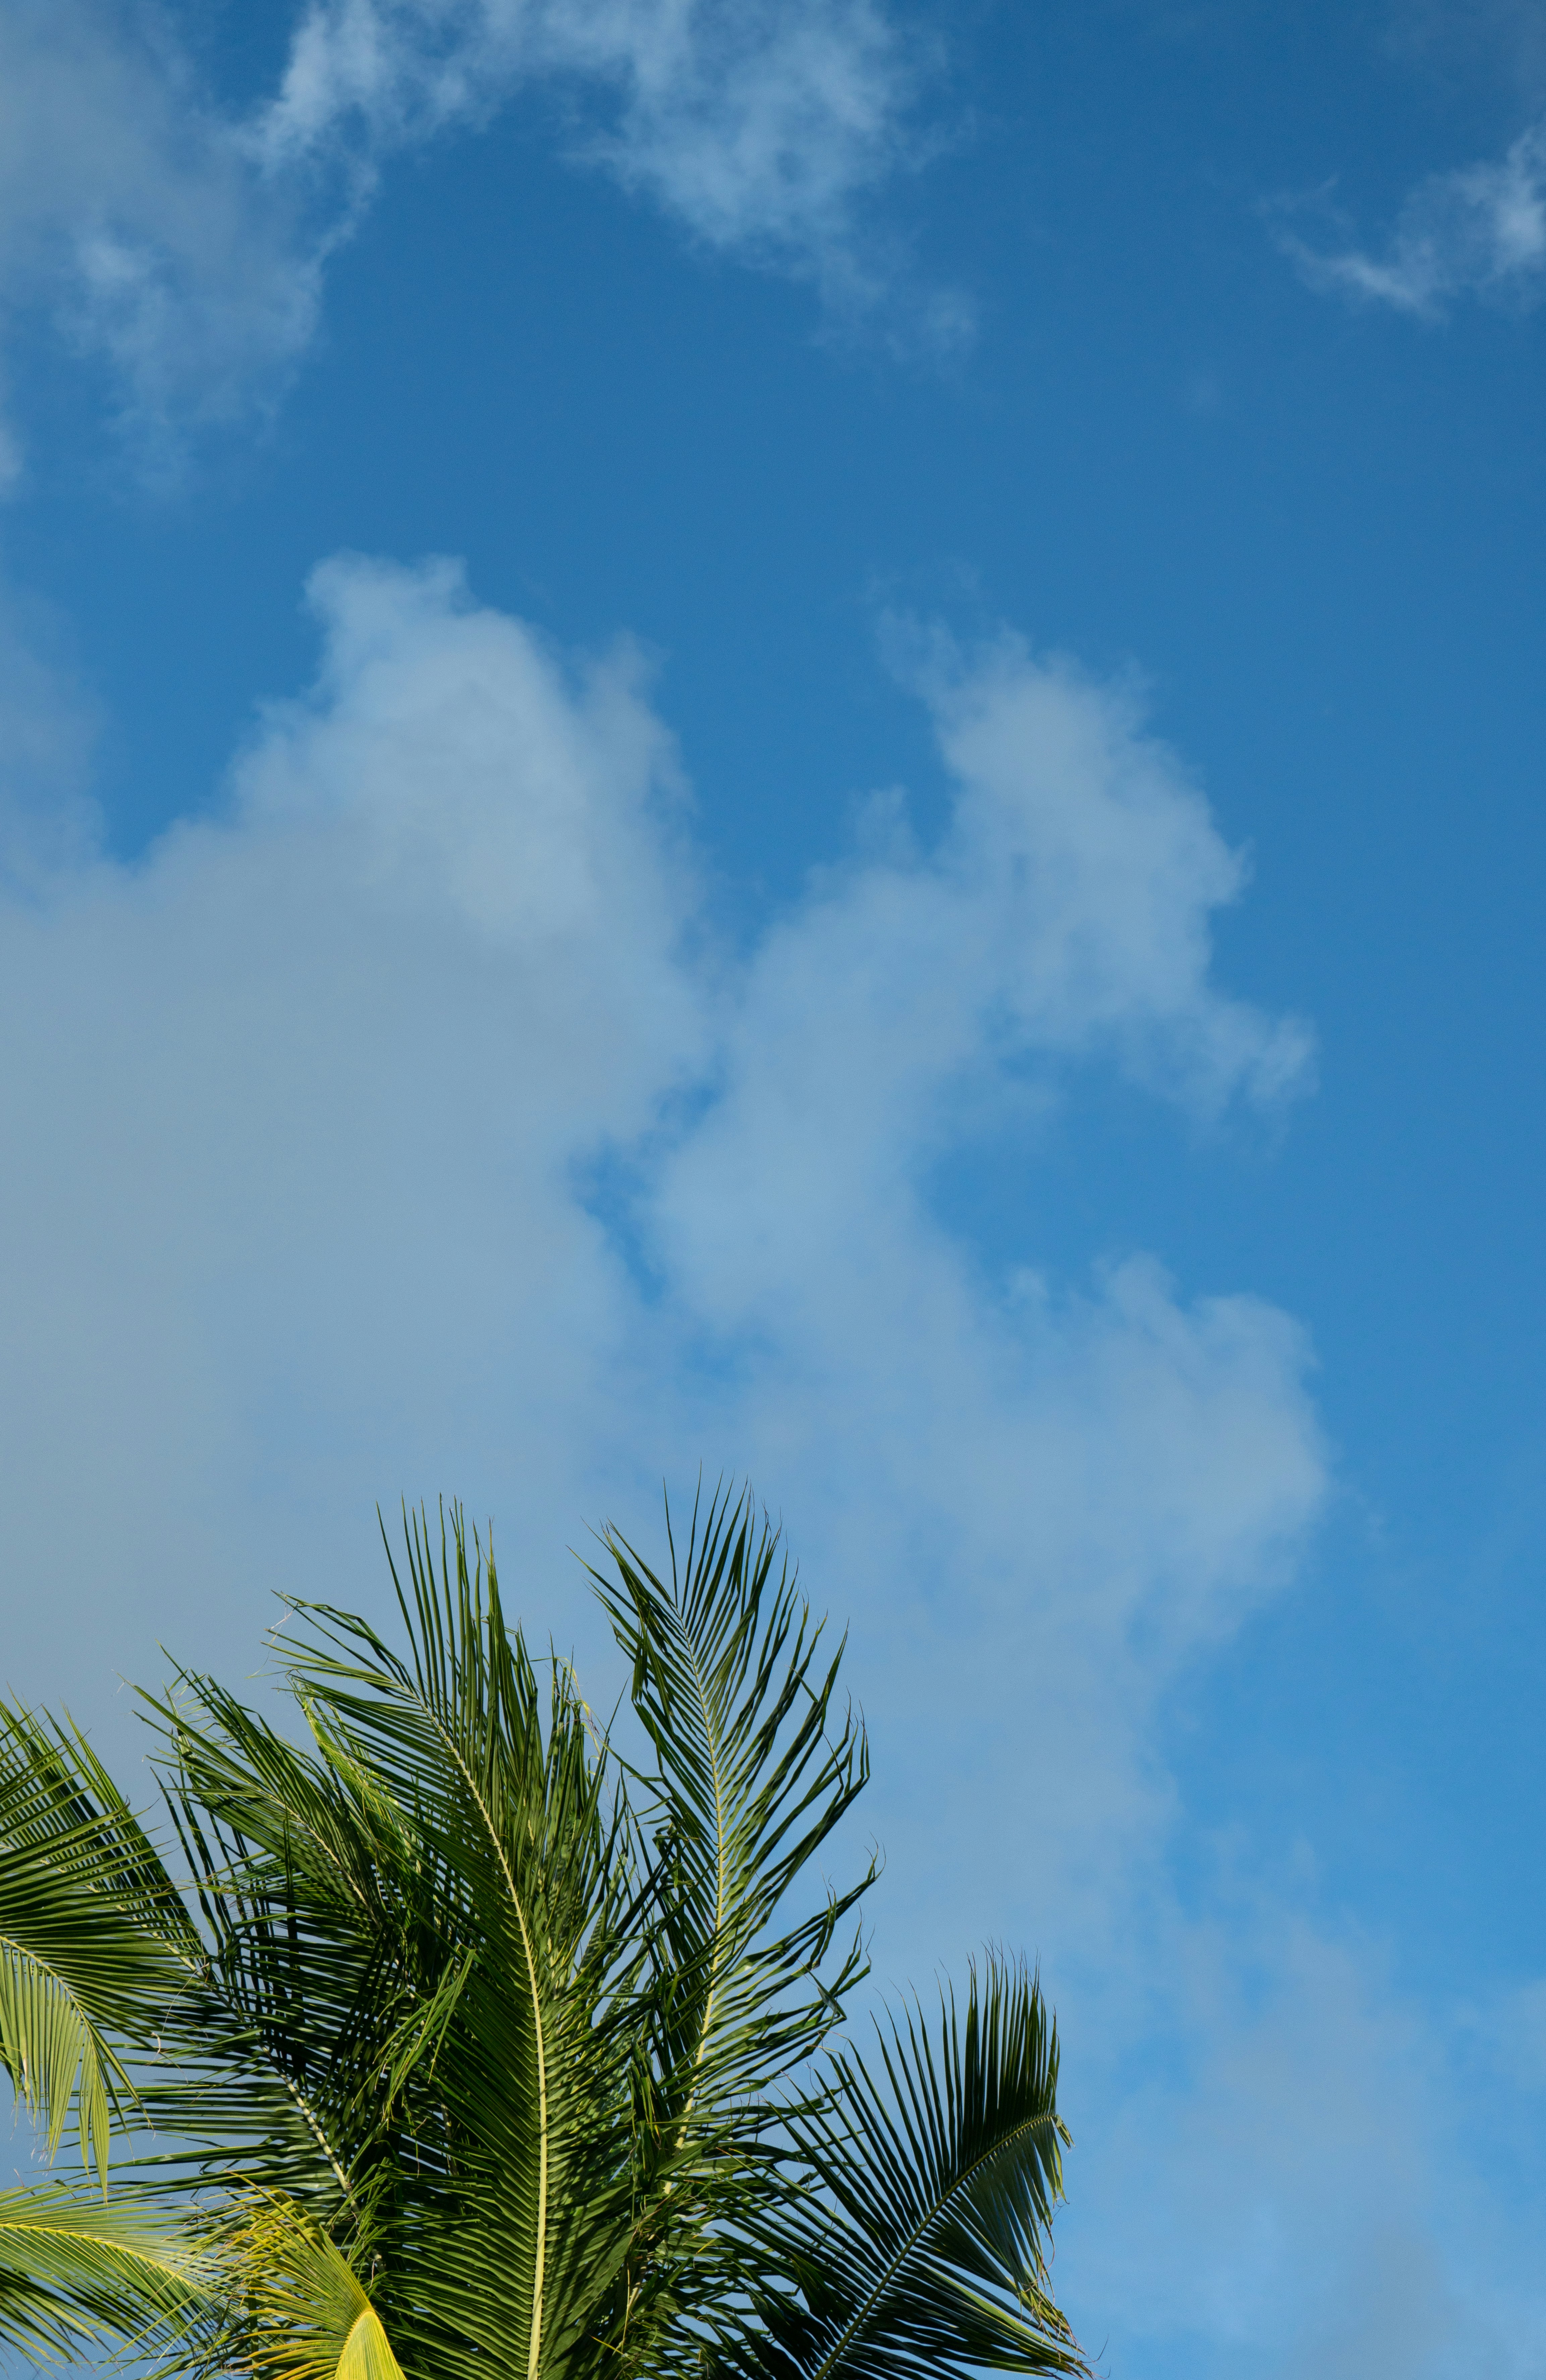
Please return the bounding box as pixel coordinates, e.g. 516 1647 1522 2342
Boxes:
285 1514 645 2380
211 2193 406 2380
0 2185 200 2360
0 1930 117 2182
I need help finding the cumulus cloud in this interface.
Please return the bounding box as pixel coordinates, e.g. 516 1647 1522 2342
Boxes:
6 549 1503 2375
0 554 1317 1699
1283 119 1546 316
0 0 936 473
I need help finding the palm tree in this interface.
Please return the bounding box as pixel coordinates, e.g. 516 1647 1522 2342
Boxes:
0 1488 1088 2380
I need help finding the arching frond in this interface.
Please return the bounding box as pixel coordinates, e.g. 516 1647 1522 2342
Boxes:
211 2193 405 2380
747 1957 1088 2380
585 1484 876 2362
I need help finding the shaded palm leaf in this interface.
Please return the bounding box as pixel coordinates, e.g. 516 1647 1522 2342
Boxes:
746 1957 1088 2380
0 1705 202 2184
576 1487 878 2371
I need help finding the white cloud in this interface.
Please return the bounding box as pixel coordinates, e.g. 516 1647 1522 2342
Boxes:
0 556 1316 1704
259 0 925 280
3 555 1536 2372
886 626 1312 1108
1284 119 1546 316
0 0 937 472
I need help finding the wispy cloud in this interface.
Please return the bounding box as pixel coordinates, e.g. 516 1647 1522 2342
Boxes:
0 0 328 473
260 0 930 280
1282 119 1546 316
0 0 946 477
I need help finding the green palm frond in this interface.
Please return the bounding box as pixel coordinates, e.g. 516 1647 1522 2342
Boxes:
591 1484 873 2132
0 1704 202 2184
571 1486 877 2371
0 1490 1089 2380
136 1506 651 2380
0 2184 201 2360
133 1670 441 2211
747 1956 1088 2380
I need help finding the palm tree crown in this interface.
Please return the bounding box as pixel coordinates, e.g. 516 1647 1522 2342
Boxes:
0 1488 1088 2380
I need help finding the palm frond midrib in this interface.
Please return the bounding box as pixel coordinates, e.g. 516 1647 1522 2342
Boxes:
367 1678 553 2380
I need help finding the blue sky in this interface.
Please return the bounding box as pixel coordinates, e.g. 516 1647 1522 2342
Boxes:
2 0 1545 2371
